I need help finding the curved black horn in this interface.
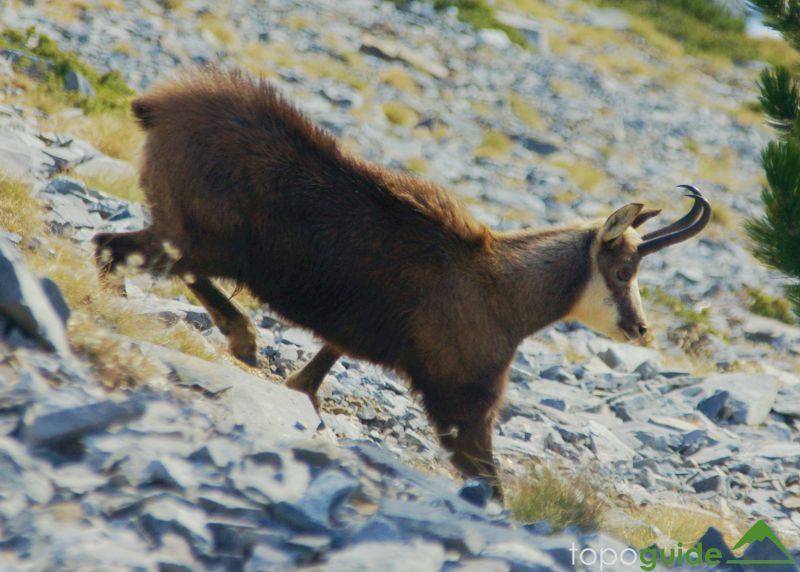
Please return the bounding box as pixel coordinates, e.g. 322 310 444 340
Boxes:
638 186 710 257
640 185 704 241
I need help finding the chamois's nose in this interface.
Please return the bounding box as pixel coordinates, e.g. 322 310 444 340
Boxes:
637 324 648 337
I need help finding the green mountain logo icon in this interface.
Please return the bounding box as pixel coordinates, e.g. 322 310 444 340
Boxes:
727 520 796 565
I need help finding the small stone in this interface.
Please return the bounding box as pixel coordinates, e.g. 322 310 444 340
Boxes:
539 398 565 412
699 373 778 426
144 456 199 490
634 359 659 380
459 479 492 508
698 390 729 421
140 495 213 552
271 469 360 532
478 29 511 49
697 526 734 562
39 278 70 326
326 540 446 572
351 516 401 544
63 69 95 99
692 473 722 493
244 544 293 572
24 398 147 448
687 444 733 466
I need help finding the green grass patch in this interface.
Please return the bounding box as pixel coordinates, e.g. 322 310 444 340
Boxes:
0 27 134 114
593 0 798 66
643 286 714 328
747 287 796 324
390 0 528 47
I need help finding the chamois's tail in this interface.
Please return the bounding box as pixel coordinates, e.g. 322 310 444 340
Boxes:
131 98 157 129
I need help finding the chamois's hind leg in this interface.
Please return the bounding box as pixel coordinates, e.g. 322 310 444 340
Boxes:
421 381 504 502
92 227 180 290
286 344 341 410
184 277 259 367
93 230 258 366
93 228 176 283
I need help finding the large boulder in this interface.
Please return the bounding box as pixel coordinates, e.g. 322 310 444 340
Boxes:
0 238 71 355
697 373 778 426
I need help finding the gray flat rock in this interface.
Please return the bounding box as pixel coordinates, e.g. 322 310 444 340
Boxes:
141 345 321 445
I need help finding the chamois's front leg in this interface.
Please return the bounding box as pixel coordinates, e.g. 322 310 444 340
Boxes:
286 344 342 410
184 277 259 367
419 378 505 501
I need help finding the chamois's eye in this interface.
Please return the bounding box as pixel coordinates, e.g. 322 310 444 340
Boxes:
616 268 632 282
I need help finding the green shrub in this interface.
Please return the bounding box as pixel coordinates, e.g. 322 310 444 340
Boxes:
389 0 529 47
594 0 791 64
746 287 795 324
0 27 134 113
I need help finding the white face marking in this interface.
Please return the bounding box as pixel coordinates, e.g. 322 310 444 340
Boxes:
565 265 623 341
564 226 649 342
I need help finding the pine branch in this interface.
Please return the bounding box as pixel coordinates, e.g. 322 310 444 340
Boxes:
758 66 800 135
745 140 800 281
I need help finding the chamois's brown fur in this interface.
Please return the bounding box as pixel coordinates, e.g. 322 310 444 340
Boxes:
93 69 693 499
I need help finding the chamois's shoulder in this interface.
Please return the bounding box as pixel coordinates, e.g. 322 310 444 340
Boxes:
353 157 492 247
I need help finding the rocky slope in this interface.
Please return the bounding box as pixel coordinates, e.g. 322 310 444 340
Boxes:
1 0 800 569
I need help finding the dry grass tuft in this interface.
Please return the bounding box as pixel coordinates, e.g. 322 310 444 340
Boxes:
710 202 736 229
383 101 420 127
551 157 607 193
496 0 561 21
550 78 585 98
68 313 165 389
612 503 744 549
696 148 740 190
46 112 143 163
475 130 515 159
284 15 312 30
77 170 144 203
26 238 218 384
404 157 428 175
199 13 237 47
0 178 42 237
508 463 607 532
378 67 421 94
300 56 368 92
509 93 545 130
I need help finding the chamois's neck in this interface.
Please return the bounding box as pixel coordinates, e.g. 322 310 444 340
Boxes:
492 226 596 340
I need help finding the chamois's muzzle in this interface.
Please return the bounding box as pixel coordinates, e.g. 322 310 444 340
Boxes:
637 185 711 257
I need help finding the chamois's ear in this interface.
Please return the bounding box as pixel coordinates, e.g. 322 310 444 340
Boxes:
632 208 661 228
601 203 643 242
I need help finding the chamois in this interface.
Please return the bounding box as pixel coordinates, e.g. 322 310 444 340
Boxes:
93 69 711 499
